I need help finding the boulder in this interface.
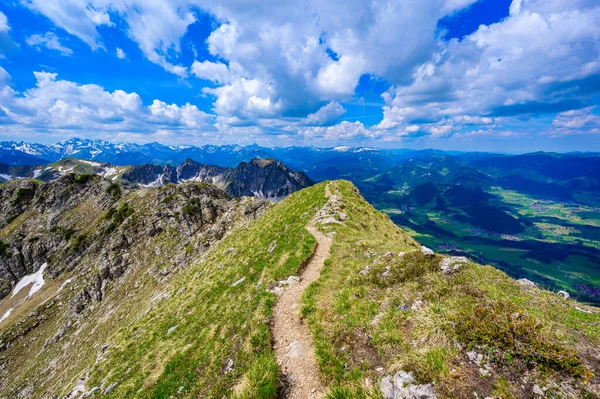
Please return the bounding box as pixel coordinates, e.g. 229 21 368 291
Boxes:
440 256 469 274
380 370 437 399
517 278 536 288
420 246 435 256
557 290 570 300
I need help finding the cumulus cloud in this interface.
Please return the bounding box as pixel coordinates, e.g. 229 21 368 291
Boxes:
191 60 231 84
300 121 379 143
116 47 126 59
552 107 600 133
9 0 600 144
26 32 73 55
149 100 212 127
306 101 346 125
0 71 216 140
379 0 600 136
23 0 191 76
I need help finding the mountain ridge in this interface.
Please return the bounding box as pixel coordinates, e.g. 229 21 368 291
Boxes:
0 157 314 201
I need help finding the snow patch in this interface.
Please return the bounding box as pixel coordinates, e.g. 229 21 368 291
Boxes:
100 167 117 178
11 263 47 298
33 169 42 178
59 166 75 175
333 146 350 152
58 278 72 292
80 160 101 167
140 174 163 188
0 174 12 181
0 308 13 324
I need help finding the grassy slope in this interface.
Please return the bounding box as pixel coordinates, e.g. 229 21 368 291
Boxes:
303 181 600 398
81 181 328 398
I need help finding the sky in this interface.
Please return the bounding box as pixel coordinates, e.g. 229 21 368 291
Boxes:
0 0 599 151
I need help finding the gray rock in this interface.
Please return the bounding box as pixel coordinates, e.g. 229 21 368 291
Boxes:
411 299 424 311
381 370 437 399
532 384 545 396
440 256 469 274
517 278 536 288
104 382 118 395
285 340 305 359
371 312 385 326
420 246 435 256
231 277 246 287
557 290 570 300
359 264 372 276
380 376 394 399
467 351 484 366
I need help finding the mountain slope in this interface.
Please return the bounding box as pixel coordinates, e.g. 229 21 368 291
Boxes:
0 180 597 398
123 157 314 199
0 157 314 200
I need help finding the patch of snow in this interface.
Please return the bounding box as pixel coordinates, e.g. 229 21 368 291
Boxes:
80 160 101 167
11 263 47 298
139 174 163 188
15 144 40 156
100 167 117 178
333 146 350 152
32 169 42 178
58 278 72 292
59 166 75 175
0 308 13 324
0 174 13 181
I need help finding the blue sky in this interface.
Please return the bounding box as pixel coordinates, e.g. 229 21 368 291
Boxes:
0 0 599 151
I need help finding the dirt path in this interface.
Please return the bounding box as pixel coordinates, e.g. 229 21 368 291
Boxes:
272 185 333 399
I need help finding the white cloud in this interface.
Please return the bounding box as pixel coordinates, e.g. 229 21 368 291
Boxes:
191 60 231 84
552 107 600 131
10 0 600 144
23 0 191 76
116 47 126 59
26 32 73 55
0 12 9 33
0 66 9 84
378 0 600 137
0 71 216 140
300 121 379 142
148 100 212 127
306 101 346 125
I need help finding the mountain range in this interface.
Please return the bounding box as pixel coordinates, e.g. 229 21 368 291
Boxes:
0 157 313 201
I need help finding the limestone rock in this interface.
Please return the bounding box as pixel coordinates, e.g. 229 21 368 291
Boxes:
440 256 469 274
380 370 437 399
420 246 435 256
517 278 536 288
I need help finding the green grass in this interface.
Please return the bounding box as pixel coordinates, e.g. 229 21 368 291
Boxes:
79 182 329 398
302 181 600 398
